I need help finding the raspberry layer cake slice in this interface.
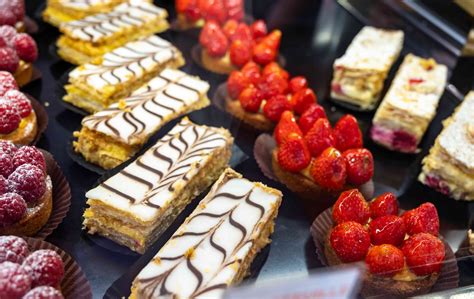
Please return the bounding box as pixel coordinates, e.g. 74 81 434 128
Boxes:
83 118 233 253
63 35 185 113
331 26 404 110
56 1 169 65
419 91 474 200
130 168 282 298
73 69 210 170
370 54 448 153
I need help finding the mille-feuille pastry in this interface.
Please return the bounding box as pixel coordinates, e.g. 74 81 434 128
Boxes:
83 118 233 253
419 91 474 201
370 54 448 153
130 168 282 298
330 26 404 110
73 69 210 170
56 1 169 65
63 35 184 113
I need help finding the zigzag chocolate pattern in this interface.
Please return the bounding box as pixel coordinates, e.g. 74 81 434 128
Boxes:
80 69 208 144
61 1 166 42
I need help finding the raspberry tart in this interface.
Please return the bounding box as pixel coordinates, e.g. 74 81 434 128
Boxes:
175 0 244 30
0 72 37 145
198 19 281 74
225 61 316 131
322 191 449 297
0 0 26 32
0 142 53 236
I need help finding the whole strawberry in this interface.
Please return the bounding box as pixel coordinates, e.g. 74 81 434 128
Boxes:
311 147 346 190
222 19 238 38
0 235 30 264
333 115 363 151
262 62 289 80
8 164 46 203
298 103 326 134
0 261 32 298
274 111 302 145
230 23 252 44
0 47 19 73
0 193 27 226
291 88 316 115
229 40 251 68
343 148 373 185
366 244 404 277
304 118 335 157
239 85 262 113
224 0 244 21
206 28 228 57
250 20 267 39
332 189 370 224
330 221 370 263
277 134 311 172
240 61 261 85
369 215 406 246
13 33 38 63
203 0 226 24
0 99 21 134
289 76 308 93
263 94 291 122
23 250 64 288
402 233 445 276
257 72 288 99
402 202 439 236
253 30 281 65
369 192 398 219
200 20 220 48
227 71 248 99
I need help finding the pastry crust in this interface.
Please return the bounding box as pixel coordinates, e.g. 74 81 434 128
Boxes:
13 61 33 87
0 110 37 145
201 49 237 74
225 96 274 131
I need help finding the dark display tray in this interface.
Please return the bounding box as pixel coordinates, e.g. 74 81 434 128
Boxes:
23 0 474 297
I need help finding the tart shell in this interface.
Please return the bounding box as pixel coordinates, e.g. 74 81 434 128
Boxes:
225 96 275 131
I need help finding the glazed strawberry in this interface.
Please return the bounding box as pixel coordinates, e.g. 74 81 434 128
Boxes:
12 33 38 63
205 27 228 57
230 23 252 44
0 140 17 157
262 62 289 80
330 221 370 263
304 118 335 157
369 215 406 246
253 43 276 66
366 244 404 277
369 192 398 218
0 236 29 264
230 40 251 67
0 47 19 73
257 72 288 99
23 250 64 288
343 148 373 185
224 0 244 21
311 147 346 190
402 233 445 276
291 88 316 114
0 25 17 46
176 0 191 13
239 85 262 113
333 114 363 151
4 90 32 118
274 111 302 145
332 189 369 224
199 20 220 48
23 286 64 299
0 152 14 177
222 19 238 38
227 71 248 99
298 103 326 134
0 71 18 97
241 61 261 85
183 0 201 22
0 175 7 194
289 76 308 93
0 99 21 134
261 29 281 51
8 164 46 203
402 203 439 236
13 146 47 172
0 192 27 226
263 94 291 122
203 0 226 24
0 261 31 298
250 20 267 39
277 134 311 172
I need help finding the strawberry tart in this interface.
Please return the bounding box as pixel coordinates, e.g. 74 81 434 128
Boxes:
0 72 37 145
0 0 26 32
0 235 65 298
0 141 52 236
175 0 244 30
226 61 316 131
324 190 447 297
199 19 281 74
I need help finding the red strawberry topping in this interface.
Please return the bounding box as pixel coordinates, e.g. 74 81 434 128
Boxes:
241 61 261 85
289 76 308 93
4 90 32 118
239 85 262 113
222 19 238 38
274 111 302 145
227 71 248 99
22 250 64 288
0 71 18 97
199 20 219 48
23 286 64 299
277 134 311 172
12 33 38 63
12 146 47 172
304 118 335 157
8 164 46 203
0 47 19 73
332 189 370 225
250 20 267 39
230 23 252 44
342 148 374 185
365 244 404 277
311 147 347 190
262 62 289 80
183 0 201 22
257 72 288 99
369 215 406 246
203 0 226 24
291 88 316 115
229 40 251 68
263 94 291 122
252 30 281 65
0 99 21 134
224 0 244 21
298 103 326 134
0 235 30 264
402 202 439 236
369 192 398 219
0 192 26 226
0 261 31 298
402 233 445 276
330 221 370 263
333 114 363 151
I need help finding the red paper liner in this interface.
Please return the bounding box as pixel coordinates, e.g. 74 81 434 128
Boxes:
28 94 49 145
310 208 459 297
24 237 92 299
24 16 39 34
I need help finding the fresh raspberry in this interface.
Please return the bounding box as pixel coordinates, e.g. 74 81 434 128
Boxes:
311 147 346 190
241 61 261 85
257 72 288 99
0 152 14 177
330 221 370 263
199 20 220 48
229 23 252 44
4 90 32 118
366 244 404 277
402 233 445 276
9 0 25 22
402 203 439 236
8 164 46 203
333 115 363 151
0 25 17 46
369 192 398 219
0 235 29 264
0 99 21 134
227 71 248 99
0 47 19 73
0 37 6 48
0 175 7 194
304 118 335 157
332 189 370 225
23 286 64 299
289 76 308 93
277 134 311 172
222 19 238 38
274 111 302 145
250 20 267 39
342 148 374 185
12 146 47 172
238 85 262 113
0 140 17 157
291 88 317 115
202 0 226 24
12 33 38 63
262 62 289 80
0 192 26 226
0 71 18 97
0 261 32 298
229 40 251 68
369 215 406 246
298 103 327 135
224 0 244 21
22 250 64 288
263 94 291 122
0 10 16 26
